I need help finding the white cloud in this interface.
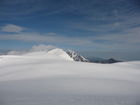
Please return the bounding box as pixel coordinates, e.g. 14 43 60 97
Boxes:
7 50 27 55
30 44 56 52
0 32 92 46
7 44 56 55
0 24 25 33
0 27 140 52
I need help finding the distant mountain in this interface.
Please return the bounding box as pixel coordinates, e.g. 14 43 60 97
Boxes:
66 50 89 62
87 57 122 64
66 50 121 64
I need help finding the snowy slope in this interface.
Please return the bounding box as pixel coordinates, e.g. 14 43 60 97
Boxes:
47 48 73 61
21 48 73 61
0 48 140 105
66 50 88 62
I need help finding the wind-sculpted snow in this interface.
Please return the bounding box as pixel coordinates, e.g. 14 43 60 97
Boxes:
0 50 140 105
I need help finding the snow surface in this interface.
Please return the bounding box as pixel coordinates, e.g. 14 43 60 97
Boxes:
0 48 140 105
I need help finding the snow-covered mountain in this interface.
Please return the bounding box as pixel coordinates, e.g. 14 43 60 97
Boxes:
23 48 74 61
6 45 121 64
47 48 73 61
0 45 140 105
66 50 89 62
66 50 121 63
7 45 73 61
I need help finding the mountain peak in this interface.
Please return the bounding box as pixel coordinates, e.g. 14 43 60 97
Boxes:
47 48 74 61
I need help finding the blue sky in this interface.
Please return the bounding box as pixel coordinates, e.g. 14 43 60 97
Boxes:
0 0 140 60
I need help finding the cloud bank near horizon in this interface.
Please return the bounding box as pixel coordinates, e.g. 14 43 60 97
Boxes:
7 44 57 55
0 24 140 52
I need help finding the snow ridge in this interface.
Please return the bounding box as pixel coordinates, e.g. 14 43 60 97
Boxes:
47 48 74 61
66 50 89 62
